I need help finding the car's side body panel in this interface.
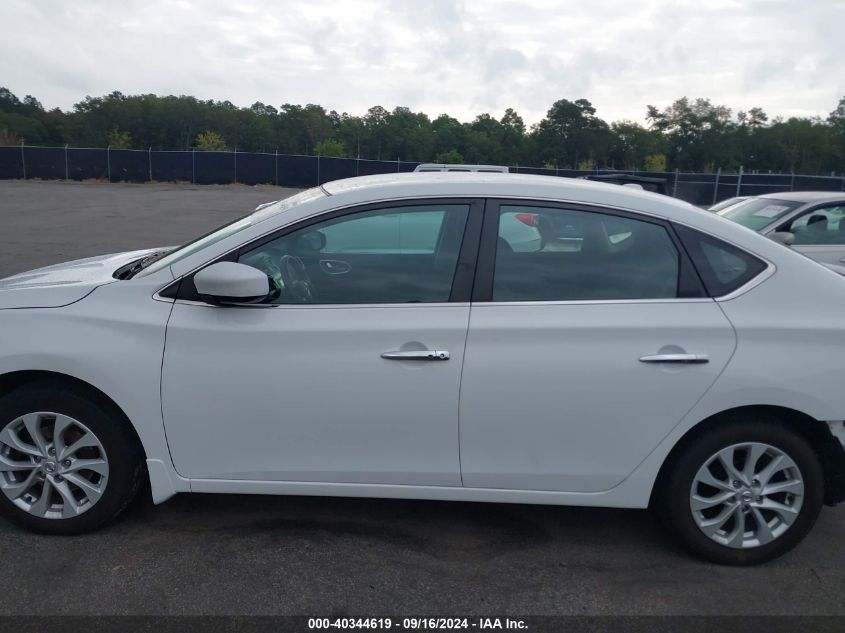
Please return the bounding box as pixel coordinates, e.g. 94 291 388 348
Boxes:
2 175 845 510
459 300 736 492
0 275 191 502
161 302 470 485
789 245 845 266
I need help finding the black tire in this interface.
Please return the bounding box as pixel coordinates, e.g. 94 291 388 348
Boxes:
0 381 144 534
659 418 824 565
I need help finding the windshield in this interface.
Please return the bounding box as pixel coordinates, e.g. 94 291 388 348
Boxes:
719 198 802 231
709 197 746 212
138 187 326 276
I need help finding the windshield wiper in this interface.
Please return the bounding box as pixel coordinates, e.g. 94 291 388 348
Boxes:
112 250 171 280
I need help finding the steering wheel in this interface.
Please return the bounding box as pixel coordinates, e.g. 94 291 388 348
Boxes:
277 254 314 303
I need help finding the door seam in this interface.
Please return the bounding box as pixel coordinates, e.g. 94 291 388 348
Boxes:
456 306 473 487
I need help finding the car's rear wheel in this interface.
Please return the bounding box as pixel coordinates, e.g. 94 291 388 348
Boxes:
0 382 144 534
660 419 823 565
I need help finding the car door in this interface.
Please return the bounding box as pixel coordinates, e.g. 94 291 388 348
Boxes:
161 199 482 485
771 205 845 265
459 201 738 493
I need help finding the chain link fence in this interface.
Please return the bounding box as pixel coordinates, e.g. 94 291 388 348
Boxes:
2 145 844 205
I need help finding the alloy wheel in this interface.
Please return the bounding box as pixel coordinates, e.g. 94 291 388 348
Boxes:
689 441 804 549
0 412 109 519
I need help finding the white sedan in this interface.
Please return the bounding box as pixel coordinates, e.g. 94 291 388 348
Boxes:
1 173 843 566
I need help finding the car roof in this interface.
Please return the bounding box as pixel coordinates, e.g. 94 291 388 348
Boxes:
758 191 845 204
321 172 693 217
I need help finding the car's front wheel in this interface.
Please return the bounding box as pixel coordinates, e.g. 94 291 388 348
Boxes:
0 382 144 534
661 418 823 565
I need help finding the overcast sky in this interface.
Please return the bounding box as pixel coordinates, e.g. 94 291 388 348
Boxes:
1 0 843 126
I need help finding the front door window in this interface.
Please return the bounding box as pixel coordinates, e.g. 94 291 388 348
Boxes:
238 204 470 304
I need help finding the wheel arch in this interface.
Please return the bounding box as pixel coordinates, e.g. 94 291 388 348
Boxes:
650 404 845 508
0 369 146 459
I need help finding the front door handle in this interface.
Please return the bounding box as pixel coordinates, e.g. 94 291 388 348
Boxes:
320 259 352 275
639 353 709 364
839 258 845 263
381 350 450 361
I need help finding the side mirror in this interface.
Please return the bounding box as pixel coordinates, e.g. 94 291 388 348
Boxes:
769 231 795 246
193 262 269 304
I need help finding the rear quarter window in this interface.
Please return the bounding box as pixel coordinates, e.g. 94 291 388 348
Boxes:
674 224 768 297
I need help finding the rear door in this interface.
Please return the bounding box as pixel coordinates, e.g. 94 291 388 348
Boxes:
459 201 738 493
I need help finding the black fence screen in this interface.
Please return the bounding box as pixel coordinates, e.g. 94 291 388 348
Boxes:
235 152 275 186
2 145 843 205
0 146 23 179
23 146 65 180
152 151 193 183
109 149 148 182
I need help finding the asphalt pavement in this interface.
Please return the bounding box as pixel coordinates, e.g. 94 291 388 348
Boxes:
0 181 843 616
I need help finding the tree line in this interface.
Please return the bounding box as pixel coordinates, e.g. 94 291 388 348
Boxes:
1 87 844 175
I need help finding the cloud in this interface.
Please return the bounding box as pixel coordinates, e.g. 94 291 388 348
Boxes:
0 0 842 125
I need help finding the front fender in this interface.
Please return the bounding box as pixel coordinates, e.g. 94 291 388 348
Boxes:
0 280 189 503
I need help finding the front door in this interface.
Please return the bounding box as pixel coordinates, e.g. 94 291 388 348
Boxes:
459 202 737 492
161 200 479 485
772 205 845 266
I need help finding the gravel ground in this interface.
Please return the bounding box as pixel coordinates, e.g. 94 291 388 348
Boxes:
0 180 300 278
0 180 843 616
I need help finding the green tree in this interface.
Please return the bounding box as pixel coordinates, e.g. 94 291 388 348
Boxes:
195 130 228 151
363 105 392 159
533 98 613 168
610 120 663 170
431 114 466 159
106 127 132 148
0 127 21 145
0 86 843 175
314 138 348 157
500 108 526 163
642 153 667 172
388 107 434 161
646 97 737 170
829 96 845 168
434 149 464 163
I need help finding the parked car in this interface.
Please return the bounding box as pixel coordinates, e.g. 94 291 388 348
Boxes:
414 163 508 173
1 173 844 566
581 173 669 195
717 192 845 266
708 196 749 212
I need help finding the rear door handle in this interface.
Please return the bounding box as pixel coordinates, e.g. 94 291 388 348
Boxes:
381 350 450 361
839 258 845 263
639 353 709 364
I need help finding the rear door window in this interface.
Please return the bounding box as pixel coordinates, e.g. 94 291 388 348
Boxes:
492 205 682 301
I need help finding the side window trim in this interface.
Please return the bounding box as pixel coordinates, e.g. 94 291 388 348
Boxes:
471 199 706 303
174 197 485 304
